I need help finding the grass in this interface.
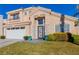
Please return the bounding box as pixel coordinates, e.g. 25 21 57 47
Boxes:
0 41 79 55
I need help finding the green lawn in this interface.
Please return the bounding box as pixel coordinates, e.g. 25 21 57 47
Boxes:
0 41 79 55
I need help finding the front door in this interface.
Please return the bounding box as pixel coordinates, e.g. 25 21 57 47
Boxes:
38 26 44 39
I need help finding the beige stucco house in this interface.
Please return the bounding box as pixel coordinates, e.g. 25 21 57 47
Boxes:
0 6 78 40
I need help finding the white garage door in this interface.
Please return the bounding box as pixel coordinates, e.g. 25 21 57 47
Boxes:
5 27 26 40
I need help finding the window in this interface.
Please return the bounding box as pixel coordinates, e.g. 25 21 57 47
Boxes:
55 24 61 32
11 27 15 30
25 11 27 15
15 27 19 29
25 10 31 15
64 24 70 32
13 13 19 20
55 24 70 32
7 27 25 30
21 27 25 29
7 28 10 30
38 19 43 24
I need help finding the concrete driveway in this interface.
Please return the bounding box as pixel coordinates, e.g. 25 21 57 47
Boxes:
0 39 23 48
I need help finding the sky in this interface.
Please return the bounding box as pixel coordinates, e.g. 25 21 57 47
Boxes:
0 4 78 19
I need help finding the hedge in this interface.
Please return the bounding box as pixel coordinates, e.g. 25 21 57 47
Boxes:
0 36 5 39
72 35 79 45
23 36 32 40
48 32 68 41
47 34 55 41
47 32 79 45
53 32 68 41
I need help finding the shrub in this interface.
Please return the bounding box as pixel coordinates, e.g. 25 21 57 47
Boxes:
53 32 68 41
48 34 55 41
28 36 32 40
23 36 32 40
72 35 79 45
43 35 48 40
0 36 5 39
47 32 79 44
47 32 68 41
23 36 28 40
67 32 74 43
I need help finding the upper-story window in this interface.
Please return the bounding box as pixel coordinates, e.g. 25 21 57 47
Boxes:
24 10 31 15
25 11 27 15
13 13 19 20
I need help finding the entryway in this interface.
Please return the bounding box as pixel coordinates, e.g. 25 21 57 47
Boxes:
38 26 45 39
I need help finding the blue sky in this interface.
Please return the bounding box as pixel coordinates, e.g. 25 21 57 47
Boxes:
0 4 78 19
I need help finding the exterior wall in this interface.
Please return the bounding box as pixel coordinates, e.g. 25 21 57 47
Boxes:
29 8 77 39
29 9 61 39
75 26 79 35
25 25 31 36
45 13 61 35
3 7 78 39
64 17 77 34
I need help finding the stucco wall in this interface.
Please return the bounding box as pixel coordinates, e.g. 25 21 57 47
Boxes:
4 7 78 39
29 9 61 39
64 17 76 34
45 13 61 35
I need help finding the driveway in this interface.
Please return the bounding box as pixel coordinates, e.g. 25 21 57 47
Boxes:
0 39 23 48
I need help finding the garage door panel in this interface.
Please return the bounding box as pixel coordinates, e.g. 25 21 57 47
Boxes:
6 29 26 39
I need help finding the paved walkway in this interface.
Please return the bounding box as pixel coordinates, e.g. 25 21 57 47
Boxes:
27 39 44 44
0 39 23 48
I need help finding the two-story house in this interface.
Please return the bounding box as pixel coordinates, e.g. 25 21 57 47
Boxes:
2 6 78 40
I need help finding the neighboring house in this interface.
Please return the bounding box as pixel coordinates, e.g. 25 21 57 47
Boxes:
0 15 3 36
0 6 78 40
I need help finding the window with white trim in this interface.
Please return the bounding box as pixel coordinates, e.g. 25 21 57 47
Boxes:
64 24 70 32
55 24 70 32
